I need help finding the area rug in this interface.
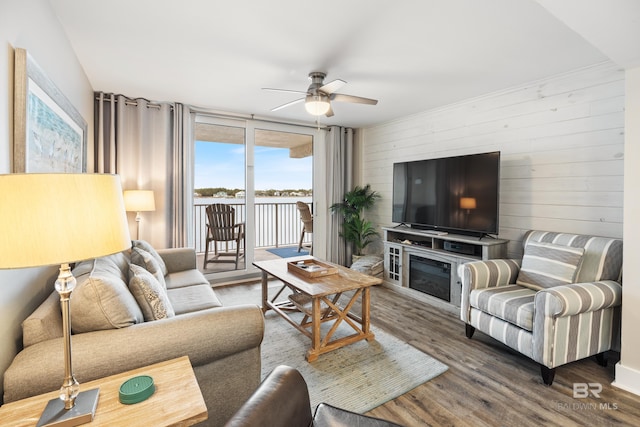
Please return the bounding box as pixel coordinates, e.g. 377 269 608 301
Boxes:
219 285 448 413
265 246 309 258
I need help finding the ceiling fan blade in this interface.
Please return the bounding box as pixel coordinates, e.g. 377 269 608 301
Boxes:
319 79 346 95
271 98 304 112
330 93 378 105
262 87 309 95
325 104 334 117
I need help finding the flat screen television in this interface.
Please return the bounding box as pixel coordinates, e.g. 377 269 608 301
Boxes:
392 151 500 237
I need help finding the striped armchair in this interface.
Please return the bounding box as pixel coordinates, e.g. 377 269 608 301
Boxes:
460 230 623 385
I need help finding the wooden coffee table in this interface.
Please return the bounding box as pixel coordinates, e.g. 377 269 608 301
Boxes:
253 256 382 362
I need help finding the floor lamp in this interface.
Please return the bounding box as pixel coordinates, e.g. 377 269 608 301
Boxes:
123 190 156 240
0 174 131 427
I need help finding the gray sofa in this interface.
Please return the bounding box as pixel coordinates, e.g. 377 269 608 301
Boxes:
3 241 264 427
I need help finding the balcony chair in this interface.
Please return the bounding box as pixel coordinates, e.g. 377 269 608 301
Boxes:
296 201 313 255
225 365 404 427
460 230 623 386
203 203 245 270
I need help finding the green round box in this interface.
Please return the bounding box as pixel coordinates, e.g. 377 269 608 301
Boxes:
119 375 155 404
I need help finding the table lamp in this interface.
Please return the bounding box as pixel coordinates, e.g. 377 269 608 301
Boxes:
460 197 477 214
123 190 156 240
0 173 131 427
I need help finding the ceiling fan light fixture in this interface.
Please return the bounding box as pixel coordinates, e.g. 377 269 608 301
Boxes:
305 94 330 116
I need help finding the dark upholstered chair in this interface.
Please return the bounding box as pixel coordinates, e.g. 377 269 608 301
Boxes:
203 203 245 269
225 365 404 427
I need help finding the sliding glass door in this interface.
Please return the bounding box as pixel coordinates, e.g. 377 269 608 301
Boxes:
194 118 247 276
194 115 319 280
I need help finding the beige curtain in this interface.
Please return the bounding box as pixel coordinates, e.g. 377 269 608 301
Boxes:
325 126 353 265
94 93 193 248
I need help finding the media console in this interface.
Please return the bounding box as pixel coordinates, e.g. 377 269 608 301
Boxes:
382 226 508 308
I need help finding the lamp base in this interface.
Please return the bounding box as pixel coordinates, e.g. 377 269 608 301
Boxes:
37 388 100 427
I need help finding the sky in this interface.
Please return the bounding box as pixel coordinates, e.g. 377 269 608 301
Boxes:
194 141 312 190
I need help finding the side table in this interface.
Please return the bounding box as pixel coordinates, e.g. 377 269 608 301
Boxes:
0 356 207 427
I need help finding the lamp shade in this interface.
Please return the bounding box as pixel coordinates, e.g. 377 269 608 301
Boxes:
0 174 131 269
123 190 156 212
460 197 477 210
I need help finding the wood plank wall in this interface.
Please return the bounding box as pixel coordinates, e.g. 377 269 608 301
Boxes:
360 62 625 258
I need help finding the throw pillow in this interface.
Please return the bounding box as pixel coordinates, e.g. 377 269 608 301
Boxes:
131 247 167 289
132 240 168 275
129 264 175 321
516 241 585 291
70 258 144 333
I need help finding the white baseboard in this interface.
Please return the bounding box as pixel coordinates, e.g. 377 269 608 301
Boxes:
612 362 640 396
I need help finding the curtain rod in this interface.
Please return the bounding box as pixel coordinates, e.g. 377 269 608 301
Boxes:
96 92 340 131
190 105 332 131
95 93 171 110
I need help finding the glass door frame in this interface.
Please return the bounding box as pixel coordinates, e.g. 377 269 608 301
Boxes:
193 113 324 281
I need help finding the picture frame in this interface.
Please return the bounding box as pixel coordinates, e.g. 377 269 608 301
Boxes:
13 48 87 173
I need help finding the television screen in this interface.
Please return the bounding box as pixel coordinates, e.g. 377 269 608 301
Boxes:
392 151 500 236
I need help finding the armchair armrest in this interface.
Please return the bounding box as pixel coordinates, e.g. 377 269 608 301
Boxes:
532 281 621 368
460 259 520 323
205 223 245 235
536 280 622 318
226 365 312 427
460 259 521 292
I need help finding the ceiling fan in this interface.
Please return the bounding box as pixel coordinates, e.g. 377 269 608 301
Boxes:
263 72 378 117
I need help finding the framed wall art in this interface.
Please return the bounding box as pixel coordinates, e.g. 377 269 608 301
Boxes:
13 48 87 173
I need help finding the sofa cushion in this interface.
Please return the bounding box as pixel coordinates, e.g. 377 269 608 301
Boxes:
167 285 223 315
74 251 130 281
516 242 584 291
71 256 144 333
22 291 63 347
469 285 536 331
521 231 623 283
165 269 210 290
132 240 168 276
129 264 175 321
131 247 167 289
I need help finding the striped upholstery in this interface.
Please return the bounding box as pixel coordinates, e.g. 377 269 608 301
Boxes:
470 285 536 331
460 259 520 323
516 242 584 291
533 282 621 367
461 230 623 372
469 309 533 358
522 230 623 283
539 280 621 318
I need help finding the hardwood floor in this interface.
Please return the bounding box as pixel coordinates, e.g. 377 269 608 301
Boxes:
218 280 639 426
360 285 640 427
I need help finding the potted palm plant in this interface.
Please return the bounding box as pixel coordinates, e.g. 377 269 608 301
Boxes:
330 184 381 260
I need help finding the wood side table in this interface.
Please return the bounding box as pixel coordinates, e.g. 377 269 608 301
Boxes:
0 356 207 427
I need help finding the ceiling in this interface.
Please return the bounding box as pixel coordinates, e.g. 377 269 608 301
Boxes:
49 0 640 128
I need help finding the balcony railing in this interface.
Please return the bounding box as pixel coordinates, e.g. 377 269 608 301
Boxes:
193 201 312 253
